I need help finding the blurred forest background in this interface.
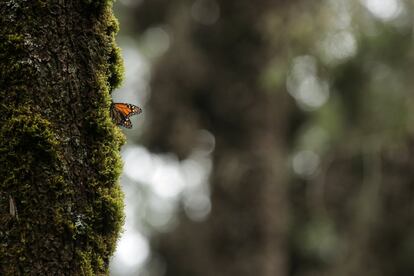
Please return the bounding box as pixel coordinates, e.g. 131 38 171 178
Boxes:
109 0 414 275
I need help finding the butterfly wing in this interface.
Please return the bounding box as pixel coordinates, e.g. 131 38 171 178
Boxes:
113 103 142 117
111 103 142 128
122 117 133 129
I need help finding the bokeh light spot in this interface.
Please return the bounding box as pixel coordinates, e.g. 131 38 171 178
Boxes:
114 229 149 268
362 0 402 21
320 30 357 63
184 194 211 221
191 0 220 25
292 150 320 177
287 56 330 110
141 27 171 58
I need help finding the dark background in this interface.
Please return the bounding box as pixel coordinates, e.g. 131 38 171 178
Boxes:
109 0 414 275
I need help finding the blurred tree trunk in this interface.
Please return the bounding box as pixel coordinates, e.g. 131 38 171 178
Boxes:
0 1 124 275
124 1 414 276
318 62 414 276
142 1 298 275
321 146 414 276
289 28 414 276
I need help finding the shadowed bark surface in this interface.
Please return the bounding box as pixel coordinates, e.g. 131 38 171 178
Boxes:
0 1 124 275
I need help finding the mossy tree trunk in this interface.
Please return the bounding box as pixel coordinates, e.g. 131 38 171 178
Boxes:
0 1 125 275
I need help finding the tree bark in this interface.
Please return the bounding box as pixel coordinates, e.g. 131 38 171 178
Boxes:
0 1 124 275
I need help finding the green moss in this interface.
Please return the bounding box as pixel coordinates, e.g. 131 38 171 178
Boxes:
0 111 59 182
78 251 94 276
101 7 125 92
0 0 126 275
108 45 124 90
5 34 24 43
0 111 71 273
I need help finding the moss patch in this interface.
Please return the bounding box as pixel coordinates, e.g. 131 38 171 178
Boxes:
0 0 126 275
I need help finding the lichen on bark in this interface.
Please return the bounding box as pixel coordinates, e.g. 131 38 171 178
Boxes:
0 1 125 275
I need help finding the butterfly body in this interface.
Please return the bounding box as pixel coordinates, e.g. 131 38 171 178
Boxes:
110 102 142 128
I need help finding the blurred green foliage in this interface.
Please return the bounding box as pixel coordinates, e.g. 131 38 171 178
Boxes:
112 0 414 275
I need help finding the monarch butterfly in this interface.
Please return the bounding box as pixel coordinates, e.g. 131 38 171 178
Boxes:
110 102 142 129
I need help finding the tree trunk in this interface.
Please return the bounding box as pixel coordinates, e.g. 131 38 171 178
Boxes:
141 1 297 275
0 1 124 275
